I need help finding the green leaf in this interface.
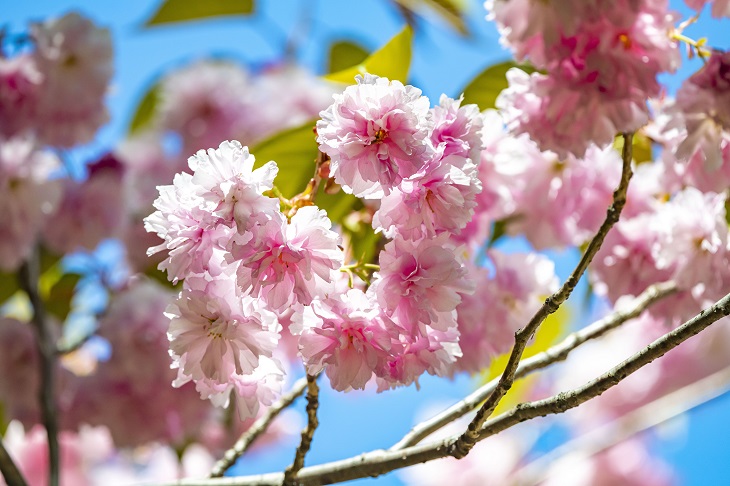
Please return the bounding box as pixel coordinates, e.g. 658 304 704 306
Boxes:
144 0 254 27
128 84 160 134
325 26 413 84
392 0 470 35
45 273 81 322
342 217 381 265
316 189 360 226
460 61 535 111
250 120 363 224
250 120 319 198
613 131 654 165
0 271 19 306
328 40 370 74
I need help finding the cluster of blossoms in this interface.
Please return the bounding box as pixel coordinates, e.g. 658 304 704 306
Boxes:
4 3 730 483
0 12 112 147
0 12 114 271
118 60 339 273
664 50 730 170
147 73 492 409
0 10 328 475
489 0 681 157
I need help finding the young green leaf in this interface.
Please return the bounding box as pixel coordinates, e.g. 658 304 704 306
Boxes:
325 26 413 84
328 40 370 74
460 60 535 111
128 83 160 134
144 0 255 27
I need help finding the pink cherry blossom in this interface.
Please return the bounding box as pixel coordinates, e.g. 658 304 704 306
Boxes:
452 110 535 249
376 324 461 391
0 136 62 271
0 422 94 486
145 172 233 282
187 140 279 230
158 60 255 153
652 188 729 301
373 152 482 241
368 235 473 333
0 54 41 138
684 0 730 17
429 95 485 161
244 64 339 144
158 62 336 153
453 251 558 375
117 133 187 218
541 438 676 486
116 134 187 272
293 289 398 391
31 12 112 147
495 2 680 158
673 50 730 170
592 187 730 323
507 144 623 249
43 154 126 254
316 73 433 198
498 68 646 159
168 275 279 378
233 206 343 311
591 212 673 304
65 279 211 447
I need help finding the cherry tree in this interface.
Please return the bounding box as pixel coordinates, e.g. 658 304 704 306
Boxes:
1 1 730 485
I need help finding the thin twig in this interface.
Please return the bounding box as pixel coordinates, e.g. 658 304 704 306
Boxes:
18 250 59 486
209 377 310 478
150 288 730 486
282 374 320 485
391 279 677 450
516 364 730 485
287 150 329 219
449 133 635 458
0 434 28 486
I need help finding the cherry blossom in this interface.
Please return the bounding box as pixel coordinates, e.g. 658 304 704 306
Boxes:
31 12 113 147
376 324 461 390
0 55 41 139
43 154 126 254
495 2 680 157
233 206 343 311
316 74 433 198
293 289 398 391
166 273 283 419
0 136 62 271
187 140 279 230
453 251 558 375
684 0 730 17
369 235 473 333
65 279 211 447
373 152 481 241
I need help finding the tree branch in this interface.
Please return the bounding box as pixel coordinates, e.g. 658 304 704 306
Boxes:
0 434 28 486
515 363 730 485
209 377 309 478
391 279 677 450
152 287 730 486
282 374 320 485
18 249 59 486
448 132 635 458
476 290 730 442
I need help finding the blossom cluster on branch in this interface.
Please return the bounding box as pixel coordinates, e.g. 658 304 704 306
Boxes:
1 1 730 485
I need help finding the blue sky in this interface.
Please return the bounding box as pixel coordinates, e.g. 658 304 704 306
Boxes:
4 0 730 484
